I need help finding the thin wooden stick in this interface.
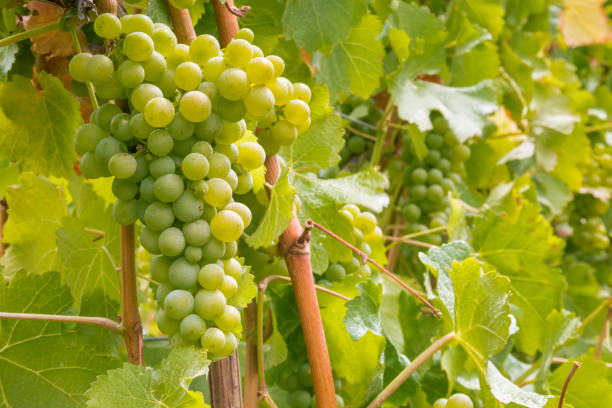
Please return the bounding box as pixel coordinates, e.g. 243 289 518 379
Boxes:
120 225 143 365
558 361 581 408
0 312 122 333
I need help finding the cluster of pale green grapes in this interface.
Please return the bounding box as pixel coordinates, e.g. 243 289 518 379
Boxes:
399 114 469 245
70 13 312 356
277 363 344 408
433 393 473 408
583 142 612 188
319 204 383 283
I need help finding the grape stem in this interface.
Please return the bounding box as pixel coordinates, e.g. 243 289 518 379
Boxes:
0 21 61 48
558 361 581 408
366 332 456 408
0 312 122 333
594 306 612 359
305 219 442 317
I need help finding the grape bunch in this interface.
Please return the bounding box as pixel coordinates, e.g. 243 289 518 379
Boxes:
319 204 383 283
277 363 344 408
399 114 469 245
433 394 474 408
70 14 312 357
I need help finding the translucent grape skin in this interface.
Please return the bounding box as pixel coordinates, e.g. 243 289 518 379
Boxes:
210 209 244 242
179 91 212 123
94 13 122 39
144 97 175 127
123 32 154 62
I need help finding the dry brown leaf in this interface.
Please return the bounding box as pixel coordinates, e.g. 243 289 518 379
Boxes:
561 0 612 47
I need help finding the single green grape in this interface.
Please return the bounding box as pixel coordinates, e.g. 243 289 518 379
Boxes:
164 289 194 319
289 390 311 408
190 34 221 65
194 289 227 320
201 327 226 353
195 112 223 141
74 123 107 155
144 97 175 128
292 82 312 103
203 56 227 82
183 219 212 246
235 172 253 195
168 113 195 141
246 57 274 85
150 255 171 282
325 263 346 282
123 32 154 62
224 38 253 68
179 91 212 123
95 103 122 131
222 258 242 280
214 305 241 331
149 156 176 178
156 309 180 335
237 142 265 171
151 26 177 56
266 55 285 77
112 199 139 225
120 14 153 35
140 227 161 254
271 120 298 145
128 112 155 139
179 314 206 341
353 212 377 234
86 54 114 83
142 51 168 83
267 76 293 106
446 394 473 408
95 137 127 165
219 275 238 298
148 129 174 156
175 61 202 91
182 152 210 180
235 27 254 42
224 202 252 228
117 60 145 88
217 331 238 357
204 178 232 208
184 246 202 263
198 263 225 290
210 210 244 242
244 85 275 118
131 83 163 112
80 152 108 178
284 99 310 126
158 226 186 257
112 178 138 201
172 190 205 223
69 52 92 82
110 113 132 142
202 238 225 262
168 257 199 289
215 97 247 122
154 173 184 203
217 68 250 101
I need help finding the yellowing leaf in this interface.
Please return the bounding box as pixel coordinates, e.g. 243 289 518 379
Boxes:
561 0 612 47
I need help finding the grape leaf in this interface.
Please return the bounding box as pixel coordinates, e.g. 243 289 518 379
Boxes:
0 152 19 196
398 292 442 359
282 0 370 52
382 339 418 406
344 280 383 341
237 0 284 36
229 270 257 309
449 41 499 86
0 271 120 408
0 72 81 177
315 14 384 102
1 172 67 276
146 0 173 27
446 10 492 55
560 0 612 47
86 347 209 407
450 0 505 39
390 78 497 142
0 43 17 77
485 361 552 408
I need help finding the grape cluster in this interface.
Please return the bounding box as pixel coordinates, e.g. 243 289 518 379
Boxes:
320 204 383 283
70 14 312 356
278 363 344 408
399 114 469 245
433 394 474 408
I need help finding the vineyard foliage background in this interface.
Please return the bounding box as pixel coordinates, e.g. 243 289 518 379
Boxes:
0 0 611 407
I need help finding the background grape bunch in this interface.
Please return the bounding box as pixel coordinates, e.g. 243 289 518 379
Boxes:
70 13 312 357
274 362 344 408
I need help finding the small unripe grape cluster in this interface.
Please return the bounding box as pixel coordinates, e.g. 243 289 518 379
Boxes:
319 204 383 283
433 393 474 408
70 15 312 356
570 193 610 251
278 363 344 408
399 114 469 245
583 142 612 188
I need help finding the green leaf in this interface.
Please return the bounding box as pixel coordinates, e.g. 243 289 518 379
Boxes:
146 0 173 26
282 0 370 52
189 0 206 26
228 270 257 309
0 271 120 408
0 72 81 177
0 43 17 77
546 357 612 408
315 14 384 102
86 364 157 408
449 41 499 86
446 10 492 55
532 91 579 135
450 0 505 39
533 172 572 215
398 292 442 359
0 151 19 196
450 258 511 368
1 172 67 276
245 169 295 248
238 0 283 36
383 339 418 405
344 280 383 340
485 361 551 408
390 79 497 142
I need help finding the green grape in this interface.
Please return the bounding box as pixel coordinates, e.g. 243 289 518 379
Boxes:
202 238 226 262
224 202 251 227
217 332 238 357
144 201 175 231
201 327 226 353
150 255 171 282
425 149 441 165
148 129 174 156
123 32 154 62
204 178 232 208
108 153 137 179
86 54 114 83
266 55 285 77
217 68 249 101
168 113 195 141
110 113 132 142
80 152 108 178
208 152 232 176
154 173 184 202
224 39 253 68
222 258 242 279
69 52 92 82
175 61 202 91
144 97 175 128
289 390 311 408
211 210 244 242
183 219 211 246
190 34 221 65
140 227 161 254
325 263 346 281
182 152 209 180
215 97 246 122
284 99 310 126
428 168 443 185
204 56 228 82
427 184 444 202
195 112 223 141
156 283 173 306
158 226 186 257
149 156 176 178
74 123 107 155
157 70 177 97
95 104 122 132
129 112 155 139
117 60 145 88
336 395 345 408
426 133 444 149
179 91 212 123
214 305 240 331
198 263 225 290
95 137 127 164
235 27 254 42
120 14 153 35
353 212 376 234
194 289 227 320
112 199 139 225
152 26 177 56
167 43 191 69
94 73 125 100
432 398 447 408
251 45 263 58
217 120 245 144
185 246 202 263
142 51 167 82
112 178 138 200
219 275 238 298
156 310 180 335
410 185 427 200
446 394 473 408
172 137 195 157
237 142 265 171
179 314 206 341
292 82 311 103
131 83 163 112
347 135 366 154
357 263 371 277
246 57 274 85
271 120 298 145
244 85 275 118
219 144 239 163
168 257 199 289
191 141 213 157
235 172 253 195
452 144 471 161
164 289 194 319
267 76 292 106
410 168 428 184
223 170 239 191
172 190 204 222
198 81 218 103
438 158 451 173
297 363 313 387
296 117 311 134
223 240 238 259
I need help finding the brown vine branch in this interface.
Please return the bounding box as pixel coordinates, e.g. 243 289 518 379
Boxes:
305 220 441 317
95 0 117 14
595 306 612 359
0 312 122 333
225 1 251 17
366 332 456 408
212 0 239 48
558 361 581 408
167 2 195 44
120 225 143 365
